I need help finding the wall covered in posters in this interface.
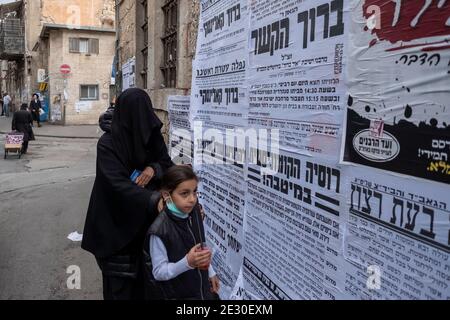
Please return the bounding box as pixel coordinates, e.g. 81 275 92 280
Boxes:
338 0 450 300
241 0 348 299
189 0 251 299
168 0 450 300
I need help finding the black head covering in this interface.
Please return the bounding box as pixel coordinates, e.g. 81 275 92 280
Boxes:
20 103 28 110
99 105 114 133
111 88 162 170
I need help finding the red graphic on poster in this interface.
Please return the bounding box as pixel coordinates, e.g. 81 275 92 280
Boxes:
363 0 450 46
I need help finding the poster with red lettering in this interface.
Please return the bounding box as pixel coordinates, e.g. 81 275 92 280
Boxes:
342 0 450 184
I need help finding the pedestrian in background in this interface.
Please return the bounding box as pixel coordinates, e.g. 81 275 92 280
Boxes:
0 95 3 116
3 92 11 117
29 93 42 127
11 103 35 154
81 88 174 300
98 96 116 132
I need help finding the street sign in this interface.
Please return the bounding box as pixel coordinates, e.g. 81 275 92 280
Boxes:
60 64 71 74
37 69 46 82
39 83 48 91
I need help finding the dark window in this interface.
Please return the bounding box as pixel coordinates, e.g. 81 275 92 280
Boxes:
89 38 99 54
142 47 148 89
161 0 177 88
142 22 148 47
141 0 148 89
80 85 99 100
69 38 99 54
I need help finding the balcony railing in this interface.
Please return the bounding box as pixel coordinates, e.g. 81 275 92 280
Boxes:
0 18 24 60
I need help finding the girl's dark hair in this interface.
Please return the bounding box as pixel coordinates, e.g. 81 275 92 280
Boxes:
161 165 198 193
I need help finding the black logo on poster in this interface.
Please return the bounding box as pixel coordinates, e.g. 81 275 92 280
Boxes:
352 129 400 162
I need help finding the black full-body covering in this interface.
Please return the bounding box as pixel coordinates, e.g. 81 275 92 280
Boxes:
81 88 173 300
11 106 34 153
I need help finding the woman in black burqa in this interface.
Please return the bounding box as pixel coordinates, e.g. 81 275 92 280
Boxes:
81 88 173 300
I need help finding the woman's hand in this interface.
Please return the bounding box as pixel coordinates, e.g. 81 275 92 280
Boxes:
135 166 155 187
209 275 220 294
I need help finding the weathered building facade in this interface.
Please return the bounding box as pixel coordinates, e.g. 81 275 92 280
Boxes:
0 1 25 110
115 0 200 136
0 0 115 125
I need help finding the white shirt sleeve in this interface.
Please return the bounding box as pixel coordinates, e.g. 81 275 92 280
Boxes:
208 264 216 278
150 235 194 281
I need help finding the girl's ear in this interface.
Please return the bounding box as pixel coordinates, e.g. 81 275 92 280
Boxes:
161 191 171 202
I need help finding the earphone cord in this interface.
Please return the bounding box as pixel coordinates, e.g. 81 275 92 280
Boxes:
195 203 204 247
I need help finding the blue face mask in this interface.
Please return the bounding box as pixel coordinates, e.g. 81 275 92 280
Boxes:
167 201 188 218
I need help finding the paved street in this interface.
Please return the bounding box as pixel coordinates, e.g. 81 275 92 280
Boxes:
0 118 102 299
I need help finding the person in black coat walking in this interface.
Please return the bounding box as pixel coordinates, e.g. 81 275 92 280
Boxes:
29 93 42 127
98 96 115 132
12 103 35 154
81 88 174 300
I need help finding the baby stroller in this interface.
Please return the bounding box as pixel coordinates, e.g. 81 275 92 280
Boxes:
4 131 24 159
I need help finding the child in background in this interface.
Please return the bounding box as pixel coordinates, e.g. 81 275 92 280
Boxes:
143 165 220 300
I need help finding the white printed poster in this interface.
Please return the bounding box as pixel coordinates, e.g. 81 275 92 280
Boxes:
168 96 193 165
342 0 450 184
192 0 250 299
342 166 450 300
248 0 348 161
200 163 245 299
194 123 246 299
75 101 92 113
122 57 136 91
243 149 344 299
191 0 249 126
51 102 62 122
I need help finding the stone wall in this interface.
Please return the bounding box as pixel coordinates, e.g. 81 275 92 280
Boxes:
48 29 115 125
20 0 116 121
146 0 200 139
116 0 135 77
41 0 115 28
115 0 201 139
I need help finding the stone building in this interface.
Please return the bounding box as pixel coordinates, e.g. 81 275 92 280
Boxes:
0 1 25 110
115 0 200 136
0 0 116 125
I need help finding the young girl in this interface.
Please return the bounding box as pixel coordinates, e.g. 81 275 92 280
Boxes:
143 165 220 300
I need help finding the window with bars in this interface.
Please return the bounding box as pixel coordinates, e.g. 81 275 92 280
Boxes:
80 85 99 100
141 0 148 89
69 38 99 54
161 0 177 88
142 47 148 89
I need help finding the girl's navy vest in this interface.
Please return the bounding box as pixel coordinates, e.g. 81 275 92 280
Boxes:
142 205 215 300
